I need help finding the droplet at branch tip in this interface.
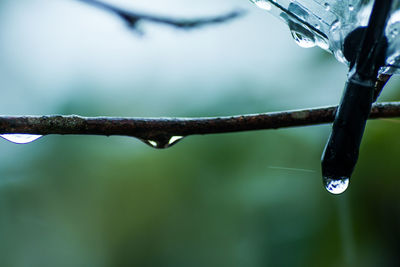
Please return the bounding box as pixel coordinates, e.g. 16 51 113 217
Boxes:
140 136 184 149
323 176 350 195
0 134 43 144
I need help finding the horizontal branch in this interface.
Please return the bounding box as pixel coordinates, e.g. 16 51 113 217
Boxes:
77 0 244 31
0 102 399 147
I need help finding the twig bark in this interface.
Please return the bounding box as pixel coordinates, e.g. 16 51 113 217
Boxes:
77 0 244 31
0 102 399 146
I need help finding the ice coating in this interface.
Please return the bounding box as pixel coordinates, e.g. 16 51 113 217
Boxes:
250 0 400 74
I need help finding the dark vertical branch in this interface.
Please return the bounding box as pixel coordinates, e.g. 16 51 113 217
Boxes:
321 0 394 181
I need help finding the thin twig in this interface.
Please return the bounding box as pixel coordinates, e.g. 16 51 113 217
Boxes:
77 0 245 31
0 102 399 147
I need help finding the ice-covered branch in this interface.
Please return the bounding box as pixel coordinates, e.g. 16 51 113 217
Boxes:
77 0 244 31
0 102 399 148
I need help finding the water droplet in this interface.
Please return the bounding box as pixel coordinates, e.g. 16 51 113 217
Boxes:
141 135 184 149
251 0 272 11
0 134 42 144
147 140 159 148
168 136 184 146
348 4 354 11
324 3 330 11
289 24 316 48
323 177 349 195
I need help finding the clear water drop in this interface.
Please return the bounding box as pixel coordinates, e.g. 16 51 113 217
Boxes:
141 139 166 149
324 3 330 11
0 134 42 144
323 177 349 195
168 136 183 146
289 26 316 48
147 140 158 147
348 4 354 11
283 5 317 49
141 135 184 149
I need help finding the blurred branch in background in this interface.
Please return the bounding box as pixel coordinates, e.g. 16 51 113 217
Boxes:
0 102 400 148
77 0 245 33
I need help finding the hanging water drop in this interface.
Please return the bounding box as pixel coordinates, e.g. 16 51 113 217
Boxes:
288 22 317 48
323 177 349 195
167 136 183 146
0 134 43 144
141 139 166 149
324 3 330 11
147 140 159 148
348 4 354 11
140 135 184 149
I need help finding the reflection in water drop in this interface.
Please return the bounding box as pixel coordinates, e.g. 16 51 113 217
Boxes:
281 4 329 50
168 136 183 146
286 17 317 48
290 27 316 48
0 134 43 144
147 140 158 147
141 135 184 149
323 177 349 195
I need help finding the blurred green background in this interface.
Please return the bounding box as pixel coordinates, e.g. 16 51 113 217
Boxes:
0 0 399 266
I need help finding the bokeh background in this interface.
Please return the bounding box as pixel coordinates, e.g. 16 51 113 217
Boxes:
0 0 399 266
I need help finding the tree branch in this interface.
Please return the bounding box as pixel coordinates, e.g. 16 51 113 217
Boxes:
77 0 245 31
0 102 399 147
